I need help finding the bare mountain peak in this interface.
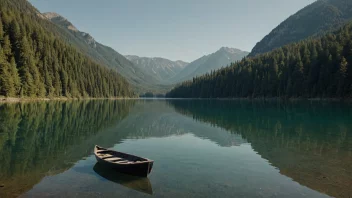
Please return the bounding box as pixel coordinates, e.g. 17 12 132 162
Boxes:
43 12 97 47
43 12 78 32
218 47 247 54
43 12 62 19
170 47 249 83
126 55 187 64
81 32 96 47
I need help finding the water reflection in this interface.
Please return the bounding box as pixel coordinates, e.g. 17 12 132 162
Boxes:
93 163 153 195
1 99 351 197
168 99 352 198
0 100 136 198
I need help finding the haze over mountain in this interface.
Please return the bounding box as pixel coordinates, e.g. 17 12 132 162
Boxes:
250 0 352 56
125 55 188 82
170 47 249 84
41 12 161 93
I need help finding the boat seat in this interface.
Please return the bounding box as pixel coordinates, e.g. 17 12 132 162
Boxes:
105 157 123 161
101 155 115 159
115 160 130 163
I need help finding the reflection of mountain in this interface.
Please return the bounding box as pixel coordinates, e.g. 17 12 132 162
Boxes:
100 100 247 147
0 100 136 198
168 100 352 198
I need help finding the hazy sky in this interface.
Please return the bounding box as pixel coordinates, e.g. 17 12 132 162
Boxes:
29 0 316 62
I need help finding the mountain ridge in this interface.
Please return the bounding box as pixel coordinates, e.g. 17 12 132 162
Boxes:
249 0 352 56
41 12 162 93
169 47 249 84
125 55 188 82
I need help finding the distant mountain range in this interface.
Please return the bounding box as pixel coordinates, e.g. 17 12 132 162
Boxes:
41 12 249 93
42 12 161 93
249 0 352 56
169 47 249 83
125 55 188 82
126 47 248 85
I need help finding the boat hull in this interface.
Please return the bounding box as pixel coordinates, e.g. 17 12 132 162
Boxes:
94 146 153 177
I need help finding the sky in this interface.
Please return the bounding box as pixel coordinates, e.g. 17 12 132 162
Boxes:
29 0 316 62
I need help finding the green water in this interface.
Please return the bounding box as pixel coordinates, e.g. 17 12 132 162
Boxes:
0 100 351 198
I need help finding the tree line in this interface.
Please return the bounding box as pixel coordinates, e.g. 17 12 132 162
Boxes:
167 22 352 99
0 0 134 98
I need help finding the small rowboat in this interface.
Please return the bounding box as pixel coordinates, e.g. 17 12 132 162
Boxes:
94 145 154 177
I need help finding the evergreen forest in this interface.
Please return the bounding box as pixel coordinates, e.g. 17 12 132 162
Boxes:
167 23 352 99
0 0 134 98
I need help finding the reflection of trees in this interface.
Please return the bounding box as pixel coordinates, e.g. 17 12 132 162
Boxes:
0 100 135 197
169 100 352 198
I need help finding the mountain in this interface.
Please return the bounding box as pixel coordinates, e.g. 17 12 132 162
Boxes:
170 47 249 83
249 0 352 56
41 12 161 93
167 22 352 99
125 55 188 82
0 0 133 98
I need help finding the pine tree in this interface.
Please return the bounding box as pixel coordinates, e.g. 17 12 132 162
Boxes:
9 20 21 60
337 57 348 97
9 57 21 96
2 36 12 59
0 49 15 96
0 19 4 42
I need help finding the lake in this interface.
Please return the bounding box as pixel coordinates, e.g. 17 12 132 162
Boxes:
0 99 351 197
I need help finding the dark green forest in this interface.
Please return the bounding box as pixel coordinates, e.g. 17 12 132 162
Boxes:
0 0 134 98
167 22 352 99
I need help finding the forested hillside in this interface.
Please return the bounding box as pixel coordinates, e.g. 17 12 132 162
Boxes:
42 12 162 93
249 0 352 57
0 0 134 98
167 22 352 99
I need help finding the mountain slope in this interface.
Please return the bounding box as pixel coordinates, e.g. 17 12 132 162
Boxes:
41 12 160 93
170 47 249 83
0 0 133 98
125 55 188 82
167 22 352 99
250 0 352 56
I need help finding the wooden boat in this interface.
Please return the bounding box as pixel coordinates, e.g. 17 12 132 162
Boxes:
93 163 153 195
94 145 154 177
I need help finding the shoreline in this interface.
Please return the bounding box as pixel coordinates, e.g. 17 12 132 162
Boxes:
1 97 351 103
162 97 352 102
0 97 139 103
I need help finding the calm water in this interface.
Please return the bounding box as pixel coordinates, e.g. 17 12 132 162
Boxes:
0 100 351 198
